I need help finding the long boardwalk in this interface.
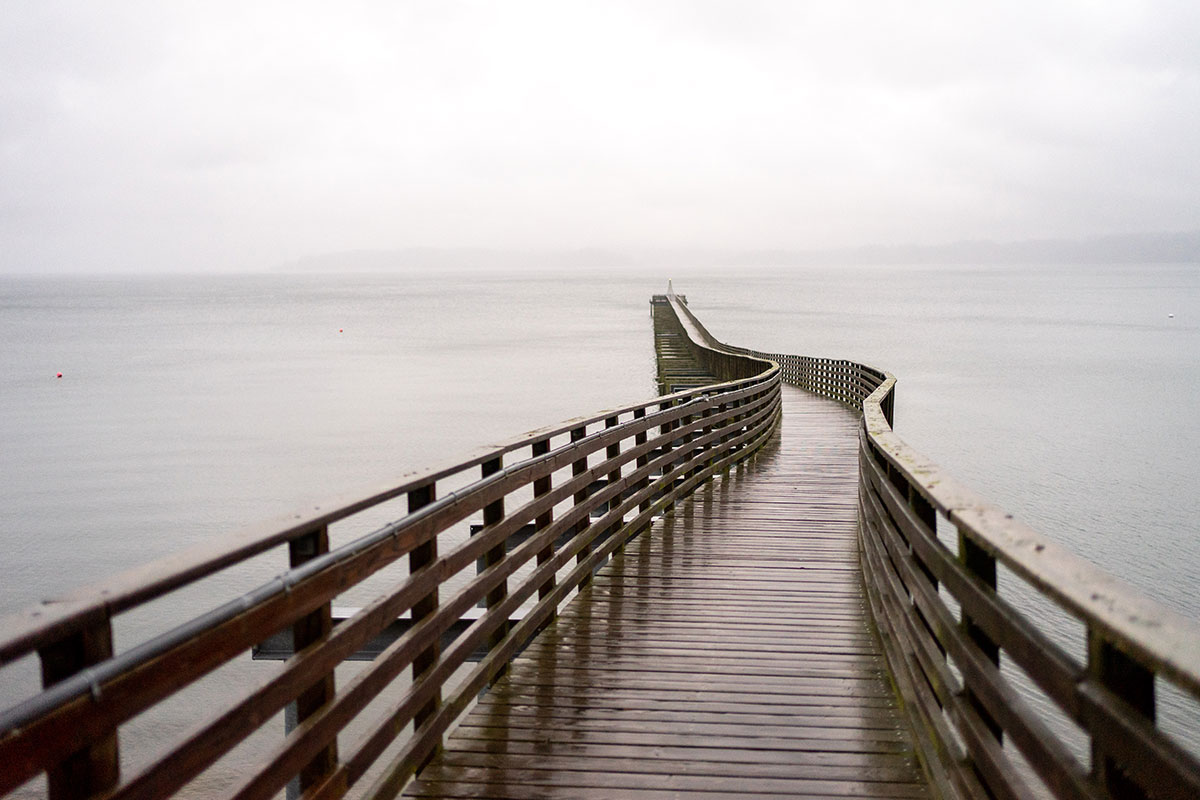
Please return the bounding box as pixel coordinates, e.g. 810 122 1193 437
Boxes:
403 386 929 799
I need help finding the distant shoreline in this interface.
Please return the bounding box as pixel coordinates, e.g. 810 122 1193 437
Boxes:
276 231 1200 273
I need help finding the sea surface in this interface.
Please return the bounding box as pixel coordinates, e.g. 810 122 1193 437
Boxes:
1 265 1197 795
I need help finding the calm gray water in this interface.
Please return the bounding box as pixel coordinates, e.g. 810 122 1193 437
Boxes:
0 272 662 610
1 265 1197 794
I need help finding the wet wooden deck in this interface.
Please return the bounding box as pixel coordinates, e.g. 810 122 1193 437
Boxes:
403 385 929 799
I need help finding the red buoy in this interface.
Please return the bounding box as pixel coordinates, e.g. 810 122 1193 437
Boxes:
339 329 343 333
56 372 63 378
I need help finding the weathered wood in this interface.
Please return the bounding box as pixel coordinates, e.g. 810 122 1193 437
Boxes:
102 566 446 800
289 525 337 792
675 288 1200 800
843 382 1198 792
860 437 1084 716
862 481 1097 800
0 347 769 672
221 330 780 800
1088 629 1156 799
3 288 1197 800
38 618 119 800
408 484 440 741
531 437 556 605
1077 679 1200 800
480 457 507 664
402 384 926 800
0 376 780 799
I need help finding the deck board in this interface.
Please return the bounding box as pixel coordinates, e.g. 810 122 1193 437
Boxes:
403 385 929 799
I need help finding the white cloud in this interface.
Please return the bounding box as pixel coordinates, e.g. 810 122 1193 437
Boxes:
2 0 1199 272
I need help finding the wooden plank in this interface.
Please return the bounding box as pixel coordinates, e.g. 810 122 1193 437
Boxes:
453 714 909 743
479 688 902 713
431 749 920 782
432 735 917 767
407 770 928 798
475 697 906 725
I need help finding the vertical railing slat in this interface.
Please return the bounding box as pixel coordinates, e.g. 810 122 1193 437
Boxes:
701 403 714 473
960 531 1002 741
1089 629 1155 800
570 425 591 587
408 484 439 740
288 525 337 794
38 621 120 800
605 416 622 553
634 408 651 514
532 439 555 606
481 456 507 670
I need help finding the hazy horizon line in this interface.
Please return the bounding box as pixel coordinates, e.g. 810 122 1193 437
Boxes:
278 229 1200 273
4 229 1199 277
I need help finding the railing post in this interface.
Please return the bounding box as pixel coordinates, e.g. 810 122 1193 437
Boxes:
605 415 622 550
959 531 1002 741
658 400 675 511
908 487 939 590
659 399 673 443
408 484 440 741
678 409 694 481
570 426 591 587
716 399 731 465
634 408 651 515
1089 628 1155 799
481 456 508 674
701 403 714 474
670 404 693 506
288 525 337 794
732 394 745 447
38 621 120 800
532 439 555 606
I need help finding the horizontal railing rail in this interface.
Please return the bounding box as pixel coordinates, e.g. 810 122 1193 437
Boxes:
669 287 1200 800
0 299 780 800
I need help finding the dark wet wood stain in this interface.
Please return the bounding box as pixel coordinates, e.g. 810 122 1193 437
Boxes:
403 385 928 799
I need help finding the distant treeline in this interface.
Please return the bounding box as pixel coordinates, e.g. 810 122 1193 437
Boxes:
279 231 1200 272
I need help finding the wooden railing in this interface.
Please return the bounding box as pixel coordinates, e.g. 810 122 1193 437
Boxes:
671 288 1200 800
0 300 779 800
6 290 1197 800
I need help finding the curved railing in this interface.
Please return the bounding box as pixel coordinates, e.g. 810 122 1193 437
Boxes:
670 288 1200 800
5 290 1197 800
0 307 779 800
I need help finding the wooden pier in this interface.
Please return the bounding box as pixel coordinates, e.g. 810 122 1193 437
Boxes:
1 289 1198 800
404 385 926 799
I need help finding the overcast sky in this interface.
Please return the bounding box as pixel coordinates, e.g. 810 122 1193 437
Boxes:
2 1 1199 273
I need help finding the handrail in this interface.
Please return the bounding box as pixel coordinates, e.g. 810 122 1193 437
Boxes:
0 298 780 800
666 286 1200 800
